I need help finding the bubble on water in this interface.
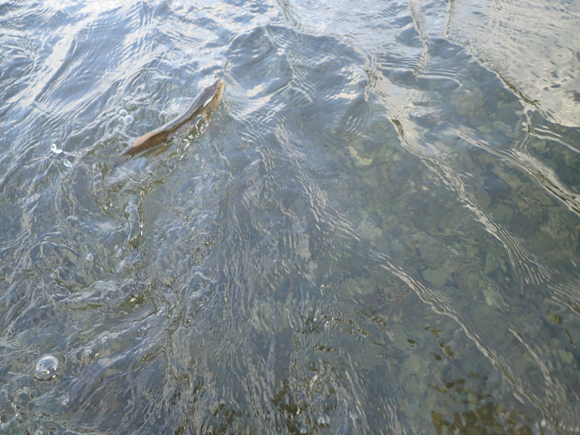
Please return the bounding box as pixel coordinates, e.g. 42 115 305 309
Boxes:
34 355 61 381
86 253 94 262
101 335 109 343
119 109 128 117
50 143 63 154
61 395 70 406
123 115 133 125
84 348 92 356
410 111 421 118
317 415 330 426
63 159 72 168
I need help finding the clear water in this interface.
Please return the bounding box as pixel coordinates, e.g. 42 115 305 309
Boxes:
1 0 580 433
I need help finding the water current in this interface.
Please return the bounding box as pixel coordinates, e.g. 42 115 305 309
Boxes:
1 0 580 433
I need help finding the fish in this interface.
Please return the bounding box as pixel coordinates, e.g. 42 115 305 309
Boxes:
116 79 224 162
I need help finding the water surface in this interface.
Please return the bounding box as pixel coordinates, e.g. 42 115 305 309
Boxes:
1 0 580 433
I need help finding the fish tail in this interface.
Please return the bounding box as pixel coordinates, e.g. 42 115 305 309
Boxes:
112 152 131 168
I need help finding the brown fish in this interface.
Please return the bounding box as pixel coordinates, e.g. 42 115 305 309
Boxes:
117 79 224 162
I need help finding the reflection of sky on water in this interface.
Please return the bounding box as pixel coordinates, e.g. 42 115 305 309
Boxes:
446 0 580 127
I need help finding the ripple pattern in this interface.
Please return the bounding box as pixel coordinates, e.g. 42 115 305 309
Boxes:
1 0 580 433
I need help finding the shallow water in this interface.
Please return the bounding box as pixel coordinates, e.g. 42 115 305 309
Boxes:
1 0 580 433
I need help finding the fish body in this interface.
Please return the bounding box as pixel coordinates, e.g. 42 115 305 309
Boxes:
118 79 224 160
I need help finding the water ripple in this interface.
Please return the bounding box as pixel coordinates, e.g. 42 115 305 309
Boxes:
1 0 579 433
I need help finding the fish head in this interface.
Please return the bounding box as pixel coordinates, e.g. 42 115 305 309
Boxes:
204 80 225 112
